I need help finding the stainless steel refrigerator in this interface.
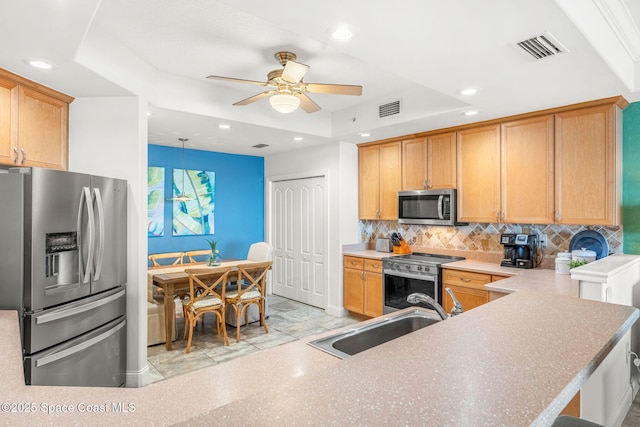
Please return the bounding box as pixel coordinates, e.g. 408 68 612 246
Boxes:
0 167 127 387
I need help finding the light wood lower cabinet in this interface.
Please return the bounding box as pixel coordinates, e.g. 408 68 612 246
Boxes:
442 270 512 312
343 256 383 317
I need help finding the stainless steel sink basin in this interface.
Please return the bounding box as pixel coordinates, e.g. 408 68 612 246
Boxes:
308 309 441 359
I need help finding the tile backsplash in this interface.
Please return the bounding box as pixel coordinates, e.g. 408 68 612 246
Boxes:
359 221 622 259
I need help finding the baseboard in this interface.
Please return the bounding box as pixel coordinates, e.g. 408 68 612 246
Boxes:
325 304 347 317
125 365 149 388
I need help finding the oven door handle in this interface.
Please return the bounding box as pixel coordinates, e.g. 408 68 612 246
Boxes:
384 270 437 282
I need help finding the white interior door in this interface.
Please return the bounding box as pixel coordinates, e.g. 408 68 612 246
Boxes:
272 176 326 308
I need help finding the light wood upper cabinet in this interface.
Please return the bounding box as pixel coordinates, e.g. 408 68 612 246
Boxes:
359 141 401 220
0 68 72 170
458 116 554 224
402 132 456 190
457 125 501 223
555 104 621 225
501 115 555 224
0 76 18 166
402 137 427 190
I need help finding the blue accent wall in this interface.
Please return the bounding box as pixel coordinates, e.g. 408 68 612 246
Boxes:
623 102 640 254
148 144 264 260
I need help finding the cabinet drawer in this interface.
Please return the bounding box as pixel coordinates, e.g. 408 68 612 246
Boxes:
364 258 383 273
442 268 492 291
344 256 364 270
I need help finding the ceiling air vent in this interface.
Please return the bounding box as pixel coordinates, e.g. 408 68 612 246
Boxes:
378 100 401 119
516 32 567 60
252 143 269 149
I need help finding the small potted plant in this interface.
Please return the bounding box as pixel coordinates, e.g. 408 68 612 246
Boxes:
206 239 221 266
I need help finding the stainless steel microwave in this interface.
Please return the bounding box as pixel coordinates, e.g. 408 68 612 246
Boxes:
398 189 459 226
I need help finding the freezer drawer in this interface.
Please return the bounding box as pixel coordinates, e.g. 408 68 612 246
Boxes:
25 317 126 387
24 287 125 354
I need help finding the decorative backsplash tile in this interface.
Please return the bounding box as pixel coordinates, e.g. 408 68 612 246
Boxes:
359 221 623 258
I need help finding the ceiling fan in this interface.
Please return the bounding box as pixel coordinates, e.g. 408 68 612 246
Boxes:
206 51 363 114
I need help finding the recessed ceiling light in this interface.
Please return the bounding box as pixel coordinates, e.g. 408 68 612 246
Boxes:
293 136 303 141
459 88 478 96
463 110 479 116
359 132 371 137
24 58 56 70
218 124 231 129
332 27 353 40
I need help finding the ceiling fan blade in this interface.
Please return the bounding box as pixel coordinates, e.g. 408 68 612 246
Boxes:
233 90 276 106
298 93 321 113
206 75 269 86
305 83 362 96
281 60 310 84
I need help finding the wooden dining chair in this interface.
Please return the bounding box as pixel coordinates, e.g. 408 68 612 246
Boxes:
148 252 185 267
183 266 232 353
225 261 272 343
185 249 212 264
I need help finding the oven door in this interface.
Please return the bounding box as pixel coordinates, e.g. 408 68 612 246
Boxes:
383 269 440 314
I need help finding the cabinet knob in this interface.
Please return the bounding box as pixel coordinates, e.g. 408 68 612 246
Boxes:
20 148 26 164
427 178 432 189
495 210 500 222
13 147 18 164
555 210 560 220
461 277 471 282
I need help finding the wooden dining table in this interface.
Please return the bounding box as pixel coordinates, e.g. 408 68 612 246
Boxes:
148 259 249 350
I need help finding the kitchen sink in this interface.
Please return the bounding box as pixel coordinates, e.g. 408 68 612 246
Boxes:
308 309 441 359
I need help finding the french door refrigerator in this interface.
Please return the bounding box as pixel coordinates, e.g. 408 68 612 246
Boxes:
0 167 127 387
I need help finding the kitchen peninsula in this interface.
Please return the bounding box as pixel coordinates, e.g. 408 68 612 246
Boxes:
1 283 637 426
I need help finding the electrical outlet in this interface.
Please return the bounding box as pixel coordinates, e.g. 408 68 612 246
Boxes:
538 234 548 248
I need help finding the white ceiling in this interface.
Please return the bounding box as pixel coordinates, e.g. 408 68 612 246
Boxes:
2 0 640 156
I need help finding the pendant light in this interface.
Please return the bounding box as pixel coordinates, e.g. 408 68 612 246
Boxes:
170 138 193 202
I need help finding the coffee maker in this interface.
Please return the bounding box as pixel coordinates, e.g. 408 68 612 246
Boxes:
500 233 538 269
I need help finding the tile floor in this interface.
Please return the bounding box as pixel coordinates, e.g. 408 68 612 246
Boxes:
147 295 640 425
146 294 361 384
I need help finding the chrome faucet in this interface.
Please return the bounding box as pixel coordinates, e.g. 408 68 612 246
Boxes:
407 287 463 320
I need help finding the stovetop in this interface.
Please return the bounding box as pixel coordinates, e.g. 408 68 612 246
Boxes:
382 252 465 274
384 252 465 265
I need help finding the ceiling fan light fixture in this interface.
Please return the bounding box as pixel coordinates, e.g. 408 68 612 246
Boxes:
270 93 300 114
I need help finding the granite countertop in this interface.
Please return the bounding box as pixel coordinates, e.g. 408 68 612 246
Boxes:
2 288 638 426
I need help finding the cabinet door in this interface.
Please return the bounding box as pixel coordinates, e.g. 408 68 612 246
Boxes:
363 272 383 317
18 86 68 170
343 267 364 313
402 137 427 190
0 77 17 166
358 145 380 219
427 131 457 189
501 115 554 224
457 125 501 223
555 104 619 225
442 284 488 313
379 141 402 220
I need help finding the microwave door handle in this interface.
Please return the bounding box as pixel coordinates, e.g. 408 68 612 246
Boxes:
437 195 444 219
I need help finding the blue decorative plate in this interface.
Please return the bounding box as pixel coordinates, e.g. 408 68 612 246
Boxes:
568 230 609 260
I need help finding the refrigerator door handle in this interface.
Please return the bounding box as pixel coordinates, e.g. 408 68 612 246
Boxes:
92 187 105 281
35 288 125 324
35 319 125 368
78 186 95 284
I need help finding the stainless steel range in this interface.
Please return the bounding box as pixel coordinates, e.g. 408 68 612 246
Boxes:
382 252 464 314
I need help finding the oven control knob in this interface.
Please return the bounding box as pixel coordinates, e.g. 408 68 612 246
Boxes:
405 265 411 270
417 266 423 271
